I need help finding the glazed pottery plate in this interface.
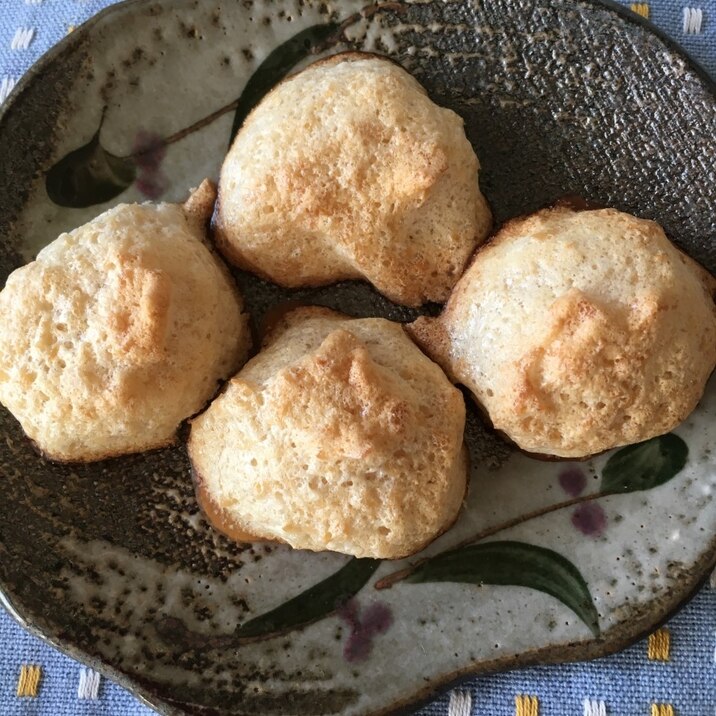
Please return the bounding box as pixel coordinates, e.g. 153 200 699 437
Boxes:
0 0 715 714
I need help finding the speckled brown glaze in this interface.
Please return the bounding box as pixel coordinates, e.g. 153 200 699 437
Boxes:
0 1 714 715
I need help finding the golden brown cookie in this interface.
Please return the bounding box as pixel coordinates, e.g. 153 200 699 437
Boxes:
189 307 467 559
409 206 716 458
0 182 250 461
213 52 491 307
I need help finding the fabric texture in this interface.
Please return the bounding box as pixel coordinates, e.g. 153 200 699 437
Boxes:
0 1 714 714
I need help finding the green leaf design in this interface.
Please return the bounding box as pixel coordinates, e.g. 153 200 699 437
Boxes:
235 557 380 641
228 22 340 145
601 433 688 494
405 540 600 636
45 20 351 206
45 127 136 208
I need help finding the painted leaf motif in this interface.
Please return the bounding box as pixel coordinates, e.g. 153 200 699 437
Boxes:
45 128 136 208
601 433 688 494
235 557 380 641
228 22 339 145
405 540 600 636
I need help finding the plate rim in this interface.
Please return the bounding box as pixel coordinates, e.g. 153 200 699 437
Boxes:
3 0 716 134
0 0 714 714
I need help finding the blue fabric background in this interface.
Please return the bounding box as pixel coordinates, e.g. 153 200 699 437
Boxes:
0 1 714 714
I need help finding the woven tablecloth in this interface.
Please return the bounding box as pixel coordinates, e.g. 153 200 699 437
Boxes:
1 1 715 714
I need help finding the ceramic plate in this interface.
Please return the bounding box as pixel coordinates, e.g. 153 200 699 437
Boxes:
0 1 714 714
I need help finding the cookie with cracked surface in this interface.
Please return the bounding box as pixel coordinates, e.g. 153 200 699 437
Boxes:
213 52 492 307
0 181 250 462
189 306 467 559
409 206 716 458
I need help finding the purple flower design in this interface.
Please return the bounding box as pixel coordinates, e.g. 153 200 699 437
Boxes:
558 465 607 537
337 599 393 663
571 502 607 538
131 130 168 199
558 467 587 497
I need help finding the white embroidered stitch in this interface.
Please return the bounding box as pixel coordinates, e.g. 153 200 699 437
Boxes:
448 690 472 716
24 0 44 5
583 699 607 716
10 27 36 51
77 667 101 699
683 7 704 33
0 76 16 103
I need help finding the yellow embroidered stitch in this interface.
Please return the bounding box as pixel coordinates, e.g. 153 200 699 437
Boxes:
647 628 671 661
630 2 650 17
515 694 539 716
67 25 76 34
651 704 675 716
16 665 41 697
